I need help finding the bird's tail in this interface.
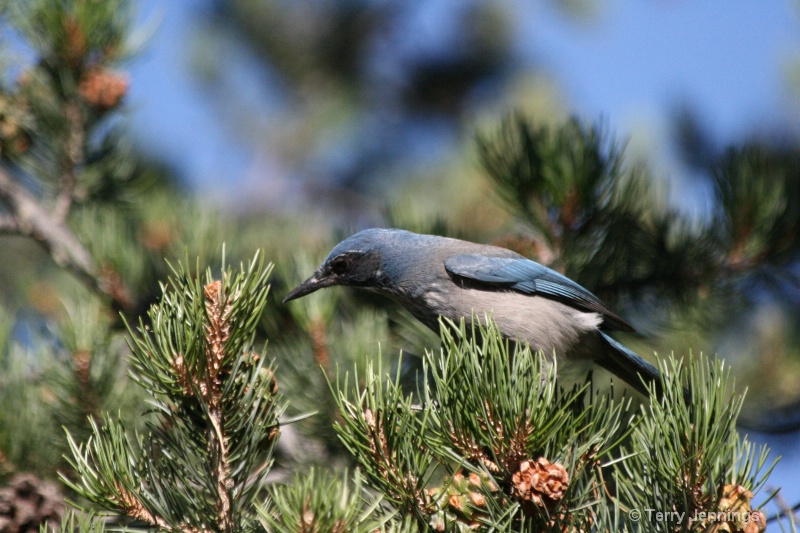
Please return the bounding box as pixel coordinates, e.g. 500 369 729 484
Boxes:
597 332 665 398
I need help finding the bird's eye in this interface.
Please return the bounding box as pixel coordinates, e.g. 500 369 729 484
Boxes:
329 256 349 275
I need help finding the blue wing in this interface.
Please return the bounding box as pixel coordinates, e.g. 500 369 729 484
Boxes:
444 254 634 332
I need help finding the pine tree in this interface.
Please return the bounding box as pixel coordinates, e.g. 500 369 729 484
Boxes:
0 1 797 532
64 253 285 531
57 264 777 531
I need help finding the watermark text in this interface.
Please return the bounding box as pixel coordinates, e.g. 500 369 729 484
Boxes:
628 508 762 525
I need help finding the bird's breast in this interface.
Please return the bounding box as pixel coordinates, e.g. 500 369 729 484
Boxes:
409 284 604 362
393 281 451 331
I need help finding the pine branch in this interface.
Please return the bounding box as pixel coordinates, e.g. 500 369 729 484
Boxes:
259 468 397 532
615 355 775 532
476 113 800 332
0 165 131 310
203 280 235 531
330 318 632 531
0 0 136 312
63 251 286 532
53 100 84 222
41 509 107 533
327 317 782 531
331 356 437 528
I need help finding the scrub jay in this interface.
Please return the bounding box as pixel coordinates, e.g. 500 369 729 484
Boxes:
284 228 663 396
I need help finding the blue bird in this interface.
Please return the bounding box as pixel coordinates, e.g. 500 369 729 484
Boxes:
284 228 662 396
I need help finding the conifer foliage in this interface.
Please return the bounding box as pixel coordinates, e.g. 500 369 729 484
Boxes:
54 261 777 532
63 254 284 531
330 319 774 532
0 1 796 531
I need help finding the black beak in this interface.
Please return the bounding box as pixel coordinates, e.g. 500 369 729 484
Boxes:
282 271 333 303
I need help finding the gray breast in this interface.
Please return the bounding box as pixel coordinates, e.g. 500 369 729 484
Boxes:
417 284 604 362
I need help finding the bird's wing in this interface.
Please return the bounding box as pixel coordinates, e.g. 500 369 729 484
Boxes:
444 254 634 332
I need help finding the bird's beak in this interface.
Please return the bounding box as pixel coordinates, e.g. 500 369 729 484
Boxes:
282 271 333 303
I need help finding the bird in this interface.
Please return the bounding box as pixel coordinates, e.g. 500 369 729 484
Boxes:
283 228 663 397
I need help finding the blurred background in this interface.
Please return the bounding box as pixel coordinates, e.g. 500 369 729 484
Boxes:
2 0 800 526
129 1 800 215
127 0 800 496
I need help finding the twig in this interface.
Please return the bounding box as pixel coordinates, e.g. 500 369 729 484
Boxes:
0 165 131 311
767 489 800 525
203 281 235 532
53 101 84 222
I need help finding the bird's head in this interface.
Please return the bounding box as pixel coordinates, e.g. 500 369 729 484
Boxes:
283 228 407 303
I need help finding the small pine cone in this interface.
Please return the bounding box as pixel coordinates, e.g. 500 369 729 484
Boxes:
718 484 753 513
428 471 492 528
448 493 466 513
72 350 92 389
714 484 766 533
467 491 485 507
301 509 314 529
203 280 223 302
467 471 498 492
0 93 32 157
743 510 766 533
62 16 87 66
0 473 64 532
78 68 128 110
511 457 569 506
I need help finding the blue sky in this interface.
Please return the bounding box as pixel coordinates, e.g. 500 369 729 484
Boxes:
125 0 800 505
525 1 799 140
128 1 800 199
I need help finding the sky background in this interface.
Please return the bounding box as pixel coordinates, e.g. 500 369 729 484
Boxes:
124 0 800 509
128 1 800 200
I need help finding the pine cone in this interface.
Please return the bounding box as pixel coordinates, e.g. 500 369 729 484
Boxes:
78 68 128 110
0 473 64 533
701 484 766 533
427 470 499 530
717 484 766 533
511 457 569 507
